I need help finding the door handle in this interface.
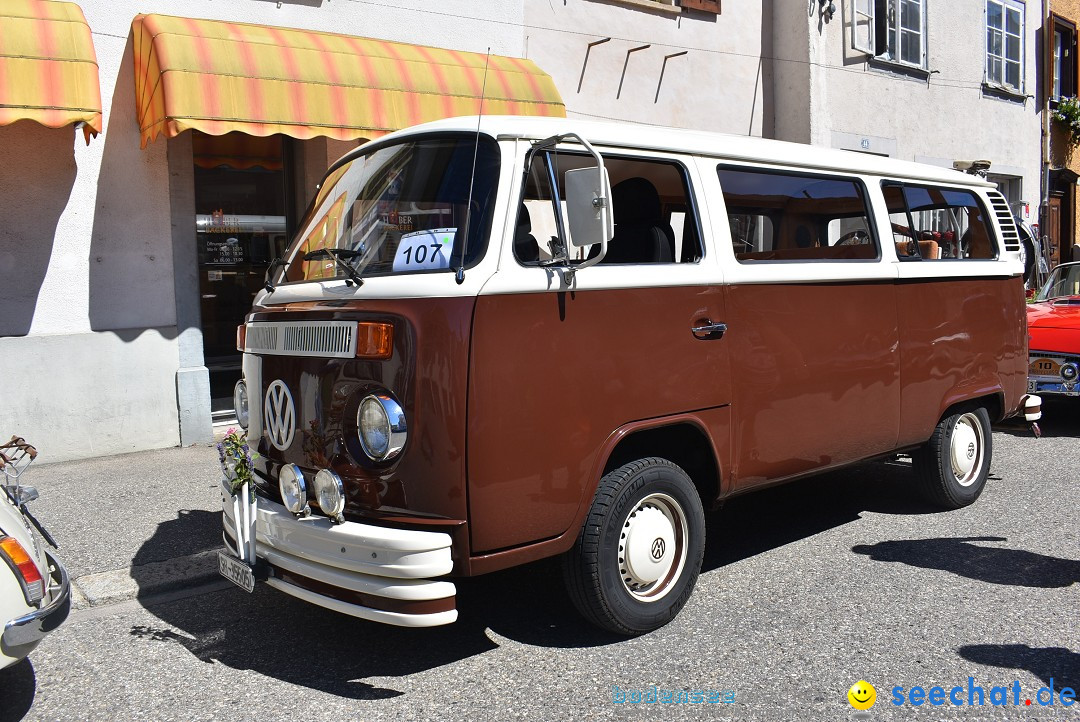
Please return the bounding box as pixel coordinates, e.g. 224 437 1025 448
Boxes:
691 321 727 340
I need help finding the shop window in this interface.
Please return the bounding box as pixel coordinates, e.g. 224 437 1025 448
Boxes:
883 183 997 260
193 131 289 417
1053 18 1077 100
718 166 878 262
851 0 927 70
986 0 1025 93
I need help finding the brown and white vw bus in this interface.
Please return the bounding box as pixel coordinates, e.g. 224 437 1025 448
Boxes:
219 116 1040 635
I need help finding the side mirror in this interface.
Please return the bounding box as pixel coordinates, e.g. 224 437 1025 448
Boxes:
564 166 613 253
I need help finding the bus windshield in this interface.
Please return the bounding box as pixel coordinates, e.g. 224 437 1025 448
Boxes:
280 135 500 284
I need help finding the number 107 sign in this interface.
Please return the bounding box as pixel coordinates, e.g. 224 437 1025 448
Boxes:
392 228 455 272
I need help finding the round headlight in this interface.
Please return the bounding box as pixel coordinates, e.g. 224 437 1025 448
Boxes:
313 469 345 520
357 393 407 461
278 463 307 514
233 380 250 429
1062 363 1078 382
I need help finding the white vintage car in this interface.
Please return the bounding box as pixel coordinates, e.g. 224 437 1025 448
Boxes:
1 437 69 670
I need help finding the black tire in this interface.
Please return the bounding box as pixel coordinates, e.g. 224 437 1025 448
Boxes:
913 407 993 509
562 457 705 635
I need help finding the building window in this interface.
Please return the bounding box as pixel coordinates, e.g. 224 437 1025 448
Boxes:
1053 18 1077 100
851 0 927 69
986 0 1024 93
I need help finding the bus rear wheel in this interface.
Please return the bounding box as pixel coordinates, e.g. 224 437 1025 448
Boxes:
913 407 993 509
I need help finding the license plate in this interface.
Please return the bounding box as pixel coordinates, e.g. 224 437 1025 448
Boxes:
1028 379 1037 393
1030 358 1060 376
218 551 255 593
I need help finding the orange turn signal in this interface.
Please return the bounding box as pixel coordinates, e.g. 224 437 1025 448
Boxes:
356 322 393 359
0 535 44 604
236 324 247 352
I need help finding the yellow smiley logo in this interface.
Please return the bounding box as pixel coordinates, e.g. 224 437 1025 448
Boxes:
847 680 876 710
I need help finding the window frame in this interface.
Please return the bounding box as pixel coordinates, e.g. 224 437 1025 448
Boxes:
1052 16 1077 102
852 0 876 55
851 0 928 71
985 0 1026 94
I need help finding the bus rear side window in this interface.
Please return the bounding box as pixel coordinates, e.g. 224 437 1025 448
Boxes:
717 166 878 262
884 183 997 260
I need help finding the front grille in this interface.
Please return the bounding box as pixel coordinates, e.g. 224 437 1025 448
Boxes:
987 191 1021 253
243 321 357 359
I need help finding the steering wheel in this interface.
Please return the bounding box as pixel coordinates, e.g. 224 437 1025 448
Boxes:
835 229 870 246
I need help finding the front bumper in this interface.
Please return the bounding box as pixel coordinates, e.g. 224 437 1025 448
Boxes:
220 481 457 627
2 549 71 650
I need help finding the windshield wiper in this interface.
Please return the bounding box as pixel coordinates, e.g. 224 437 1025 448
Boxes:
303 248 364 286
264 257 287 292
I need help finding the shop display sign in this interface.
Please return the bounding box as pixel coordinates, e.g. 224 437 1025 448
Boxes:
205 236 245 265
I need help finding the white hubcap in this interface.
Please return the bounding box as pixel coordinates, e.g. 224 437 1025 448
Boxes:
950 414 982 486
618 493 688 602
623 506 675 585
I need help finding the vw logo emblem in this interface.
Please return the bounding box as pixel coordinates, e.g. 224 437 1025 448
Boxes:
264 380 296 451
651 538 666 561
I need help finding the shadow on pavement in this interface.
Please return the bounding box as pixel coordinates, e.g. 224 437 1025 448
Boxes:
958 644 1079 694
705 458 942 572
130 508 223 568
852 537 1080 588
128 457 943 698
0 658 36 722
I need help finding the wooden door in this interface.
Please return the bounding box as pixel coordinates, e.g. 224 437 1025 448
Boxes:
1048 195 1062 268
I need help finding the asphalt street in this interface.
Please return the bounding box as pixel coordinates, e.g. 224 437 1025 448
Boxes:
1 403 1077 721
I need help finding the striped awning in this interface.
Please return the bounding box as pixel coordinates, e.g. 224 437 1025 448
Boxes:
132 14 565 148
0 0 102 141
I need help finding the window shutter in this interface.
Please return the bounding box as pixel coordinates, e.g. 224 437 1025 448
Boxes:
1072 28 1078 96
680 0 720 13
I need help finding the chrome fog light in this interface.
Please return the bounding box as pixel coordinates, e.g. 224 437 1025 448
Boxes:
233 380 250 429
1061 363 1078 382
357 393 407 461
278 463 307 514
313 469 345 521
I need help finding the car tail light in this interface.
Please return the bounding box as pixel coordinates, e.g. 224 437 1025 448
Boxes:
236 324 247 352
0 535 45 604
356 322 393 359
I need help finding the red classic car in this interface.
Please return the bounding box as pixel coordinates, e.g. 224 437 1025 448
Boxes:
1028 261 1080 397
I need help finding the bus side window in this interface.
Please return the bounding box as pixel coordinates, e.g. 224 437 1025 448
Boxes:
885 183 998 260
718 166 879 262
514 152 703 265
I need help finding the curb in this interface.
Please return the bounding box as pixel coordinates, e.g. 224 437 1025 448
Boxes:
70 550 221 610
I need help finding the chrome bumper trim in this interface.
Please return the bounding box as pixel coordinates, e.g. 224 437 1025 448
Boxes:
2 550 71 649
221 480 457 626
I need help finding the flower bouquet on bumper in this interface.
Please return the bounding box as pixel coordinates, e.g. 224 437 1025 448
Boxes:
218 430 257 564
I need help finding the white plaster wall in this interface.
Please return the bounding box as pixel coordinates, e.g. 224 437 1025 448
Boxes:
777 1 1041 204
1 0 528 462
0 332 182 460
525 0 772 137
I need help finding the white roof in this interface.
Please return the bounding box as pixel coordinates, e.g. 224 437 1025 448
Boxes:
367 115 992 188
